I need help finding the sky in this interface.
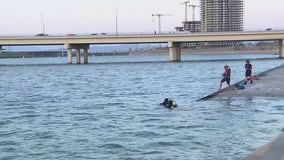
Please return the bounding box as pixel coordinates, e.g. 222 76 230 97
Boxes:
0 0 284 35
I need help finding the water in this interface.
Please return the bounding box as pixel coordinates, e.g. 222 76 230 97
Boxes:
1 53 284 160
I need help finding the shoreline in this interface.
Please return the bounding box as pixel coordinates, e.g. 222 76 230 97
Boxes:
199 64 284 101
215 65 284 98
198 65 284 159
243 131 284 160
130 49 278 55
182 49 278 55
1 48 278 58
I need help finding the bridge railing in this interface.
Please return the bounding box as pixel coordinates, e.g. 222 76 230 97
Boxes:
1 28 284 38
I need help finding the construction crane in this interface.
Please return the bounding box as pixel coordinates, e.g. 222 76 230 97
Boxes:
180 1 190 22
188 4 200 21
152 14 171 34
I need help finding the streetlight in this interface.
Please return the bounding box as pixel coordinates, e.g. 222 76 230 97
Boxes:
115 7 118 36
40 13 46 35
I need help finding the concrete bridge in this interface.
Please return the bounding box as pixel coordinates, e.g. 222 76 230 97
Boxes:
1 30 284 64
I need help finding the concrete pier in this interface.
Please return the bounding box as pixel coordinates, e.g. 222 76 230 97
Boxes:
76 49 81 64
67 48 72 64
168 41 181 62
65 43 89 64
83 49 88 64
279 39 284 58
207 65 284 99
198 65 284 159
243 132 284 160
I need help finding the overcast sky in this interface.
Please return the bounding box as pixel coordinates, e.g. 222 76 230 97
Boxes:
0 0 283 35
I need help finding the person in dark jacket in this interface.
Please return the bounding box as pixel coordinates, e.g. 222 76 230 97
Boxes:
166 100 177 109
160 98 169 105
160 98 177 109
244 60 253 85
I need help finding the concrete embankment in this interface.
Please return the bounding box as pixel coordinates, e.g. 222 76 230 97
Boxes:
199 65 284 159
243 132 284 160
199 65 284 100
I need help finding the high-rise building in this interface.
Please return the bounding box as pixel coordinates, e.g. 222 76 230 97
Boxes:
200 0 244 32
200 0 244 48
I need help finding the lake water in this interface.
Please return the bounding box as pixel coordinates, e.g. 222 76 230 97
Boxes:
1 53 284 160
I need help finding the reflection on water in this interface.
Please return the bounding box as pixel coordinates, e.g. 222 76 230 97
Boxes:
0 54 284 160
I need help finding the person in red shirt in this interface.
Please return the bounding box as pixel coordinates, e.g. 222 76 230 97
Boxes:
219 65 231 90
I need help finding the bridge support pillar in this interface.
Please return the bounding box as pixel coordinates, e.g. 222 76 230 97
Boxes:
280 39 284 58
83 49 88 64
65 43 89 64
168 42 181 62
67 48 72 64
76 49 81 64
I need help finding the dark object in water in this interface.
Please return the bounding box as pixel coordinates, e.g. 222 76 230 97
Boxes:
160 98 169 105
160 98 178 109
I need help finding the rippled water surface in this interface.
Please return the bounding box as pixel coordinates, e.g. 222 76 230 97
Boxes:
1 54 284 160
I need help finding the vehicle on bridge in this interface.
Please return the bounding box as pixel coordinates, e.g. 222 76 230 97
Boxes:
67 33 76 36
35 33 49 36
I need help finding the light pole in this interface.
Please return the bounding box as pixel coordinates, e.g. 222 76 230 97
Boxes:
152 14 162 34
40 14 45 35
115 7 118 36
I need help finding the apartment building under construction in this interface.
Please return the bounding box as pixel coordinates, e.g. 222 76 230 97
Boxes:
198 0 243 48
200 0 244 32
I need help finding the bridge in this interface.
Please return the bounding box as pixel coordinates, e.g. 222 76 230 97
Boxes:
1 30 284 64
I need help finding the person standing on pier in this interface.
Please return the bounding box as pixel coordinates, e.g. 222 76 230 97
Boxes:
244 60 253 85
219 65 231 90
